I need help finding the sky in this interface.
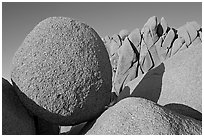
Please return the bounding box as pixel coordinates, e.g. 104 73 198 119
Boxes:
2 2 202 81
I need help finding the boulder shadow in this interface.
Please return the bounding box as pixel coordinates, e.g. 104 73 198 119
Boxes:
60 119 96 135
164 103 202 121
117 63 165 103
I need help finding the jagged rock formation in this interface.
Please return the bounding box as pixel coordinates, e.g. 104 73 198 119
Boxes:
86 97 202 135
11 17 112 125
103 16 202 96
2 78 36 135
115 38 202 112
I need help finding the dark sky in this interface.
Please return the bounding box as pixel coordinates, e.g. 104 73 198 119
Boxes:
2 2 202 81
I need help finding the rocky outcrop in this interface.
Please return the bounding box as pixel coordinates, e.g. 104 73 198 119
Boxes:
11 17 112 125
86 97 202 135
2 78 36 135
103 16 202 97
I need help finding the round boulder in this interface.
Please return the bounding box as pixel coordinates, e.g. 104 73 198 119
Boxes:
11 17 112 125
86 97 201 135
2 78 36 135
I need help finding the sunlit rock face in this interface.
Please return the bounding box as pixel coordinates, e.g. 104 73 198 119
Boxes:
11 17 112 126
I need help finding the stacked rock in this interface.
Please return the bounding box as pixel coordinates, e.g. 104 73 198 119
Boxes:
10 17 112 127
103 16 202 96
3 15 202 135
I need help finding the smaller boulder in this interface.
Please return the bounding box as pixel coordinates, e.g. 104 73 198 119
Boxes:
86 97 201 135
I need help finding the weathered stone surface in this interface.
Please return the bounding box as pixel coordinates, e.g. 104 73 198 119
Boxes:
119 29 130 40
2 78 36 135
142 16 159 48
179 42 188 52
104 35 111 43
188 21 201 31
161 29 175 49
116 38 135 75
139 41 148 71
112 34 122 47
165 46 172 60
86 97 202 135
160 17 168 34
141 51 153 73
185 22 198 42
158 42 202 113
109 39 120 56
128 28 141 52
154 37 166 62
113 37 136 95
177 26 191 45
148 43 161 68
171 38 183 55
110 52 119 71
11 17 112 125
122 62 138 89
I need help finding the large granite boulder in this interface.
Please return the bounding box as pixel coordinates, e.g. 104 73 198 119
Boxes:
11 17 112 125
2 78 36 135
86 97 202 135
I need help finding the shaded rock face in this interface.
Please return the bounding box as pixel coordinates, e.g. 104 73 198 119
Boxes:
158 41 202 113
86 97 202 135
2 78 36 135
34 116 60 135
11 17 112 125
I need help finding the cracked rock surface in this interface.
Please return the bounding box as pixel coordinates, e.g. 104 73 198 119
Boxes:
104 16 202 97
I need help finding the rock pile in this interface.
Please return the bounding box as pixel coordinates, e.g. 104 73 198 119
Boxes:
3 16 202 135
103 16 202 96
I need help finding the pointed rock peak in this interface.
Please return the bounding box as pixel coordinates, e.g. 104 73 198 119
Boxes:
143 16 158 30
160 17 168 33
119 29 130 41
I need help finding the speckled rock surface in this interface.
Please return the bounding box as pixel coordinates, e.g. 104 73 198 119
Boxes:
2 78 36 135
11 17 112 125
86 97 202 135
158 40 202 113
